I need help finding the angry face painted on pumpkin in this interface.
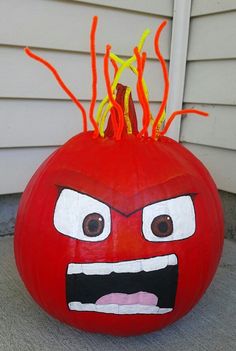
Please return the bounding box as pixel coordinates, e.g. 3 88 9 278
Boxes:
14 17 224 336
54 158 195 315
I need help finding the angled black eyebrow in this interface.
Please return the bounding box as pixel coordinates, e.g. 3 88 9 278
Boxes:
56 185 196 218
117 193 197 217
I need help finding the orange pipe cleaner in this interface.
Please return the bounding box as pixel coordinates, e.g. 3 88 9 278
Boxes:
110 58 119 133
110 59 118 130
24 17 209 141
89 16 99 137
134 48 150 137
152 21 169 139
24 48 87 132
110 107 119 135
111 58 119 79
104 45 124 140
159 109 209 135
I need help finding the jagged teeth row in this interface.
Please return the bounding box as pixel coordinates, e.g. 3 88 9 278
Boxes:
68 302 173 315
67 254 177 275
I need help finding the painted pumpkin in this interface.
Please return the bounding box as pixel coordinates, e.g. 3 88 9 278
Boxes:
14 17 224 336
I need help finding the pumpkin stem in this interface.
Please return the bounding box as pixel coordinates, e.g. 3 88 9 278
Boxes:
104 84 138 138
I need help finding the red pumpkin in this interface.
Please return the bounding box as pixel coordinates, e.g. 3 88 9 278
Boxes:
14 17 224 336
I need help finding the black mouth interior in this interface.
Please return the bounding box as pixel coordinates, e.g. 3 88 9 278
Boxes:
66 264 178 309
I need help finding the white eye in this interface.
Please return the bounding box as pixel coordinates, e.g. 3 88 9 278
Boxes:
142 195 195 242
54 189 111 242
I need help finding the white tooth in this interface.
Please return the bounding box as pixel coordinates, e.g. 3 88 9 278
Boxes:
142 256 168 272
68 254 178 275
82 263 112 275
157 307 173 314
96 303 112 313
118 305 159 314
68 302 173 315
97 304 119 314
168 254 178 266
113 260 142 273
67 263 83 275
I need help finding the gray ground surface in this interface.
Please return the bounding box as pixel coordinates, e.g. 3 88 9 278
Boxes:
0 237 235 351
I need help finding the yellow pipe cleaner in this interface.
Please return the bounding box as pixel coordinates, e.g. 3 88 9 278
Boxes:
124 87 132 134
97 29 150 136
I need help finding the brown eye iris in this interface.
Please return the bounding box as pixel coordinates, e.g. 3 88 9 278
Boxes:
151 215 173 237
82 213 104 237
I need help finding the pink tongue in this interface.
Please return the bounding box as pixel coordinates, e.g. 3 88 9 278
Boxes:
96 292 158 306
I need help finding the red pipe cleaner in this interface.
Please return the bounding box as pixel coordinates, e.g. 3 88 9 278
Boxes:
159 109 209 136
152 21 169 139
89 16 100 137
104 45 124 140
134 48 150 137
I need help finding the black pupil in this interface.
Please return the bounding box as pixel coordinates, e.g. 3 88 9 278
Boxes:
88 219 99 233
151 214 173 237
83 213 104 237
158 221 168 233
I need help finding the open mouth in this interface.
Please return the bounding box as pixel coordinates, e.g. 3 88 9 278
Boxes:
66 254 178 315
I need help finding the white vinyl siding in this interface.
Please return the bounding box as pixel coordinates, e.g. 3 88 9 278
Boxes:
180 2 236 193
0 0 173 195
71 0 173 17
191 0 236 17
0 100 161 148
1 0 235 195
0 47 168 100
0 147 56 195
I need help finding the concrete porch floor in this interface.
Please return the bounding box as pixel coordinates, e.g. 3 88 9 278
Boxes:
0 236 236 351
